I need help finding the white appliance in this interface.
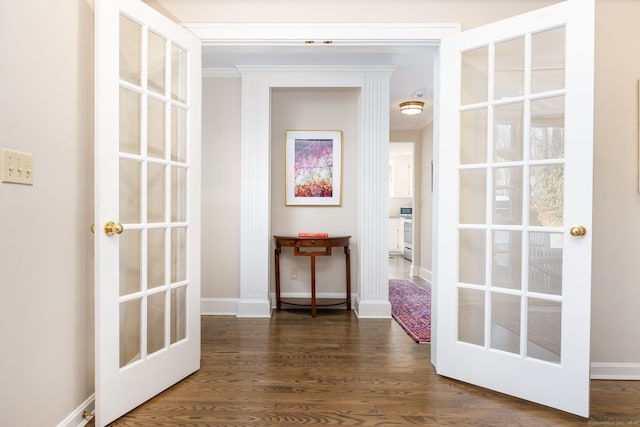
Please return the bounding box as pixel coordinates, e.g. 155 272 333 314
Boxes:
403 218 413 261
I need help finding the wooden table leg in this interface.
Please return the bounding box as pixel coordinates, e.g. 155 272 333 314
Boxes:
275 247 281 310
310 255 317 317
344 245 351 311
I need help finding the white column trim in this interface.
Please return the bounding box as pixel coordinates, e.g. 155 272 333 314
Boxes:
354 71 393 318
237 71 272 318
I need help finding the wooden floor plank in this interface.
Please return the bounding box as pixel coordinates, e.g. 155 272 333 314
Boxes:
92 309 640 426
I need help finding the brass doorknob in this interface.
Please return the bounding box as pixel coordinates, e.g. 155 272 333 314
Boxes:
104 221 124 236
569 225 587 238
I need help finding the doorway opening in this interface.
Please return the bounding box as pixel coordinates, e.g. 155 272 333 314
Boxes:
195 28 448 319
389 142 414 277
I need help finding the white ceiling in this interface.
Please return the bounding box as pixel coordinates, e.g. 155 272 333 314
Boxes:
202 44 437 130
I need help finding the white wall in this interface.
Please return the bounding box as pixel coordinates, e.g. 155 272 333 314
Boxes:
201 77 242 299
388 126 433 282
591 0 640 370
0 1 95 426
390 130 423 268
420 124 434 278
270 88 359 296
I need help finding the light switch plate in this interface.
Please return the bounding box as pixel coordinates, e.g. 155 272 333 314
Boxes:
1 148 34 185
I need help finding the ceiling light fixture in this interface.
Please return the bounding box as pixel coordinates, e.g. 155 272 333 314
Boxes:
399 101 424 115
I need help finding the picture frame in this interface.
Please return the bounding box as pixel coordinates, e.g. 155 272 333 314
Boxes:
285 130 342 206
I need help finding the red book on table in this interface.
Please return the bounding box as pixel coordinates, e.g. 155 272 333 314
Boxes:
298 232 329 238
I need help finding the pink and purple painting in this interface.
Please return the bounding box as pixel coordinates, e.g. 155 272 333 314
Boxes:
286 131 342 206
293 138 334 198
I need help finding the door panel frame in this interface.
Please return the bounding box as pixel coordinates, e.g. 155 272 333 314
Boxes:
435 0 594 417
94 0 202 425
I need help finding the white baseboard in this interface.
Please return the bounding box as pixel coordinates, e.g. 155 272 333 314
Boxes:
409 264 419 278
354 295 391 318
201 298 239 315
590 362 640 380
202 293 354 316
236 299 271 318
417 267 432 284
56 394 95 427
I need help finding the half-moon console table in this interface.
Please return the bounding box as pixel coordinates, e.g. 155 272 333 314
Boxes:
273 235 351 317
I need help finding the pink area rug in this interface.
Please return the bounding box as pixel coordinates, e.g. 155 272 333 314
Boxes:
389 279 431 343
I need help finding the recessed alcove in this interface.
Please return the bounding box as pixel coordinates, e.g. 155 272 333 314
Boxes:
235 65 395 318
270 87 358 303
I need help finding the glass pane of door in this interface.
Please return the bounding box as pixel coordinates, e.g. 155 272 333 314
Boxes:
494 37 524 100
529 232 563 295
491 292 521 354
171 106 187 162
120 299 141 368
119 15 141 85
119 88 141 155
460 109 487 164
147 291 166 355
119 159 141 222
116 9 191 372
493 166 523 225
147 228 165 289
458 288 484 346
461 46 488 105
147 162 165 223
171 44 187 103
147 31 166 95
457 25 567 364
147 97 166 159
459 169 486 224
119 229 141 296
528 298 561 362
171 286 187 344
492 230 522 290
493 102 524 162
171 227 187 283
531 27 565 94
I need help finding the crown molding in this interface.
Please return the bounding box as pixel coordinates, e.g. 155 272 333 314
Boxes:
185 22 460 46
202 67 240 78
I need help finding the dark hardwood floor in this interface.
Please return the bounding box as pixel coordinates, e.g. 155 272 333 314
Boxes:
92 256 640 426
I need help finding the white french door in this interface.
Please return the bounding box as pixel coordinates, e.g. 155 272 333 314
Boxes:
94 0 201 425
436 0 594 417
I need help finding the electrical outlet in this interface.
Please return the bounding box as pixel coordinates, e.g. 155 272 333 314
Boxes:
1 148 33 185
290 269 298 280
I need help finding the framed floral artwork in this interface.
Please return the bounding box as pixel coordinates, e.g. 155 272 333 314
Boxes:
285 130 342 206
